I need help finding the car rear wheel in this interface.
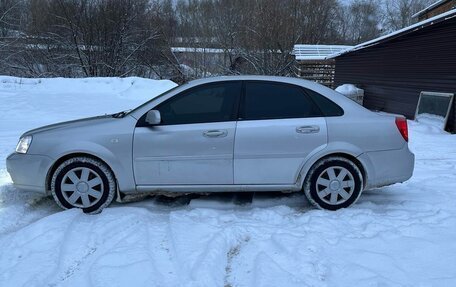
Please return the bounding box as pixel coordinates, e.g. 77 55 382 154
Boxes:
51 157 116 214
304 157 363 210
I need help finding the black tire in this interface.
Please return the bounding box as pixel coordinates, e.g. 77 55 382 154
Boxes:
303 157 363 210
51 157 116 214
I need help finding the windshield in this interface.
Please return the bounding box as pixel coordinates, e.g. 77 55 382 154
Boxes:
126 84 183 116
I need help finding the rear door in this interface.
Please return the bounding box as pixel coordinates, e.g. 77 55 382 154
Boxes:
133 81 241 185
234 81 328 185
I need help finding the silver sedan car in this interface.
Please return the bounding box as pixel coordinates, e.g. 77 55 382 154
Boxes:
6 76 414 213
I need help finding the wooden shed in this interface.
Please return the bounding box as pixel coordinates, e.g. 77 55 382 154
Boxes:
332 9 456 132
292 45 352 88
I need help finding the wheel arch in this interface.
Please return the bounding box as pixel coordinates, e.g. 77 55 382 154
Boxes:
298 152 367 189
45 152 117 194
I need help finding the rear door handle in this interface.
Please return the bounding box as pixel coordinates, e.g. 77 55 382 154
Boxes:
203 130 228 138
296 125 320 134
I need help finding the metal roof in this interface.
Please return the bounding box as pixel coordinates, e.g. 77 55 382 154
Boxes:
330 8 456 59
292 45 353 60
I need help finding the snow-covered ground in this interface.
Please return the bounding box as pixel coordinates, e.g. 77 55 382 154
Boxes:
416 113 447 130
1 77 456 287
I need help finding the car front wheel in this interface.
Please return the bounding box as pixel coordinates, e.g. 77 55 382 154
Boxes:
304 157 363 210
51 156 116 214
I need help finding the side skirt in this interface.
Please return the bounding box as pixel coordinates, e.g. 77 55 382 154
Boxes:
135 184 301 194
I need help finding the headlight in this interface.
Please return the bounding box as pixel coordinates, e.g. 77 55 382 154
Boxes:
15 135 32 154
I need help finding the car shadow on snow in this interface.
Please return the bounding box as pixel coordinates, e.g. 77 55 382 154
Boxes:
117 191 313 212
131 188 402 212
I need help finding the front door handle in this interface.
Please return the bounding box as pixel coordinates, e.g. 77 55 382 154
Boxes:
203 130 228 138
296 125 320 134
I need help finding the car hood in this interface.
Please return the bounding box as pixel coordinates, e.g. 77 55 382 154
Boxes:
22 114 115 137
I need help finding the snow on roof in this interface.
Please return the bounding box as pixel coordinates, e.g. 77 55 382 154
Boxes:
292 44 353 60
330 8 456 59
412 0 452 18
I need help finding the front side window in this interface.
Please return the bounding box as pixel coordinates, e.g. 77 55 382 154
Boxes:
156 82 241 125
241 82 323 120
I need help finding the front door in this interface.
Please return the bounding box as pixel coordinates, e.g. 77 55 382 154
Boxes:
234 81 328 185
133 81 241 185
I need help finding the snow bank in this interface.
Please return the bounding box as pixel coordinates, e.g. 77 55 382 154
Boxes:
0 76 176 101
1 77 456 286
335 83 360 95
415 113 446 130
335 84 364 105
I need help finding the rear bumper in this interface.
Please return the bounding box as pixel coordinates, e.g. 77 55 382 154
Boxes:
6 153 54 194
358 144 415 189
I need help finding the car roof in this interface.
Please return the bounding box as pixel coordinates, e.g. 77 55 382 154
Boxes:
186 75 344 99
186 76 357 106
187 75 316 87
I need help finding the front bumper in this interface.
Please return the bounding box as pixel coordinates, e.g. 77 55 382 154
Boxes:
358 144 415 189
6 153 54 193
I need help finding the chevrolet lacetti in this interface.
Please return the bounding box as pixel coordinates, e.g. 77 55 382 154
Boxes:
6 76 414 213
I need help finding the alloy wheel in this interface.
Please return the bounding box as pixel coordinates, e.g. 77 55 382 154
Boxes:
60 167 104 208
315 166 355 205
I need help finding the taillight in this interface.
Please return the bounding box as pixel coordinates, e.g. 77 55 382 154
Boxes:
395 117 408 142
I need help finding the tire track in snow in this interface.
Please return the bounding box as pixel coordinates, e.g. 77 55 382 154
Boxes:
224 235 250 287
143 212 180 286
45 210 147 286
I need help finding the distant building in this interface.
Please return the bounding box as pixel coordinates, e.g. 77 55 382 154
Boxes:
331 8 456 132
412 0 456 21
171 47 228 76
292 45 353 88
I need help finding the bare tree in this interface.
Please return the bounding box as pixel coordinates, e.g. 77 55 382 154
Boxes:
0 0 30 74
0 0 27 37
344 0 383 43
26 0 164 77
382 0 433 32
0 0 432 79
174 0 342 77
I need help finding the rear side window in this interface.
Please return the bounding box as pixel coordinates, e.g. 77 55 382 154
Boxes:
304 88 344 117
156 82 241 125
242 82 323 120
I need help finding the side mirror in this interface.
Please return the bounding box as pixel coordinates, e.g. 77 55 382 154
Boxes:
145 110 161 125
